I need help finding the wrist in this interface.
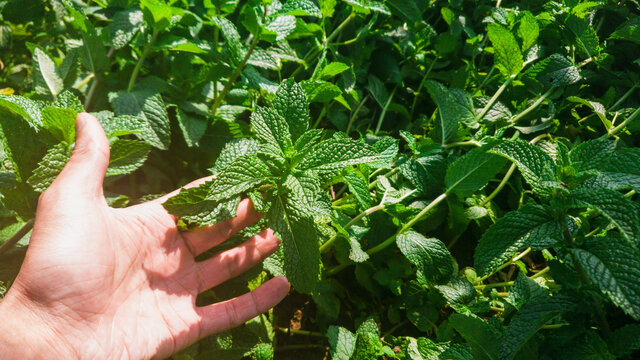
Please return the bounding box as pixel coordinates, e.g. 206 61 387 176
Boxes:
0 289 77 360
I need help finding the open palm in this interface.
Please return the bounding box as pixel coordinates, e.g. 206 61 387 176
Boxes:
1 114 289 359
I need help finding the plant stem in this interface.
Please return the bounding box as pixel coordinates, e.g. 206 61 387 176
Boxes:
274 326 326 337
473 67 496 96
382 319 411 339
479 247 532 281
606 107 640 138
374 86 397 134
510 87 555 123
480 164 516 207
128 29 159 92
530 266 550 279
444 140 482 149
320 204 385 252
346 95 369 134
76 73 95 90
410 59 436 118
542 323 570 330
327 193 448 275
0 220 35 256
210 34 260 114
474 280 514 290
610 85 638 111
477 75 515 120
275 345 326 351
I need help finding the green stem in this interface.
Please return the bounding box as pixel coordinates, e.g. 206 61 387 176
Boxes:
610 85 638 111
542 323 570 330
530 266 550 279
410 59 436 118
606 107 640 138
375 86 397 134
510 87 555 123
346 95 369 134
210 34 260 114
274 326 326 337
128 29 159 92
327 193 448 275
75 73 95 90
477 75 515 120
480 164 516 207
0 220 35 256
479 247 532 281
473 66 496 96
332 167 399 207
474 280 514 290
320 204 385 253
444 140 482 149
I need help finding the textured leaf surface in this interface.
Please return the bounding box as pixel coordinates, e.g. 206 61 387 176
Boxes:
251 107 292 154
107 9 144 49
572 234 640 320
425 80 472 144
567 188 640 243
526 53 581 87
566 15 600 58
609 17 640 44
474 203 564 276
68 8 109 74
501 295 575 360
176 109 207 148
488 23 523 77
445 146 507 197
397 231 455 285
518 11 539 51
208 155 273 201
489 140 563 196
106 139 150 177
569 138 615 172
328 326 356 360
110 90 171 150
32 48 63 97
267 177 319 293
297 138 381 183
210 138 259 174
27 142 71 192
41 106 76 144
599 148 640 191
98 115 149 137
449 314 500 360
281 0 322 17
434 276 476 313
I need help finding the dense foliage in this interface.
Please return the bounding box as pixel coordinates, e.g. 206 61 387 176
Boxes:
1 0 640 359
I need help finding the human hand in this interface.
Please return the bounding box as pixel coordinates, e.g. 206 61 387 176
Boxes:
0 113 289 359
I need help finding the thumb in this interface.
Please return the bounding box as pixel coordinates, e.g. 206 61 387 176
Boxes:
55 112 110 198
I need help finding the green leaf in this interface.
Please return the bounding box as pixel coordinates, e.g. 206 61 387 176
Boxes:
517 12 539 51
106 139 150 177
0 99 48 181
297 138 382 183
109 90 171 150
501 295 576 360
599 148 640 191
569 138 615 173
507 272 548 309
301 80 343 103
212 17 245 65
107 9 144 49
525 54 581 87
328 326 357 360
342 0 390 15
385 0 421 23
272 80 310 142
27 142 71 192
565 15 600 59
316 62 350 81
280 0 322 18
251 107 292 155
163 180 240 226
425 81 475 145
433 276 477 313
571 234 640 320
566 188 640 244
67 8 109 75
97 114 149 137
140 0 181 31
41 106 76 144
267 176 319 294
609 17 640 45
176 109 207 148
487 23 523 77
210 138 259 174
449 314 500 360
208 155 273 201
352 317 383 360
607 324 640 357
53 91 83 113
489 140 563 196
474 203 564 276
265 15 297 41
397 231 455 285
398 156 441 197
343 171 373 209
445 146 507 197
32 48 64 97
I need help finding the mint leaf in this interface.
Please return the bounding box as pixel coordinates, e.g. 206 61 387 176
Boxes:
267 176 320 294
41 106 76 144
445 146 507 197
474 203 564 276
251 107 292 155
571 234 640 320
397 231 455 285
281 0 323 18
507 272 548 309
609 17 640 45
328 326 357 360
68 8 109 75
343 171 373 209
425 80 474 144
32 48 64 97
566 188 640 244
566 15 600 59
398 155 442 197
569 139 615 173
517 11 539 51
106 139 150 177
212 17 245 65
607 324 640 357
297 138 381 183
109 90 171 150
301 80 343 103
176 109 207 148
272 80 310 142
107 8 144 50
208 155 273 201
488 23 523 77
434 276 477 313
98 114 149 137
599 148 640 191
0 98 48 181
525 53 581 87
265 15 296 41
27 142 71 192
140 0 181 31
449 314 500 360
489 140 563 196
386 0 421 23
501 295 576 360
316 62 350 81
342 0 390 15
210 138 259 174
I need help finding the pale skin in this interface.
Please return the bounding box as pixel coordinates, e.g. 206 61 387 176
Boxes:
0 113 290 359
